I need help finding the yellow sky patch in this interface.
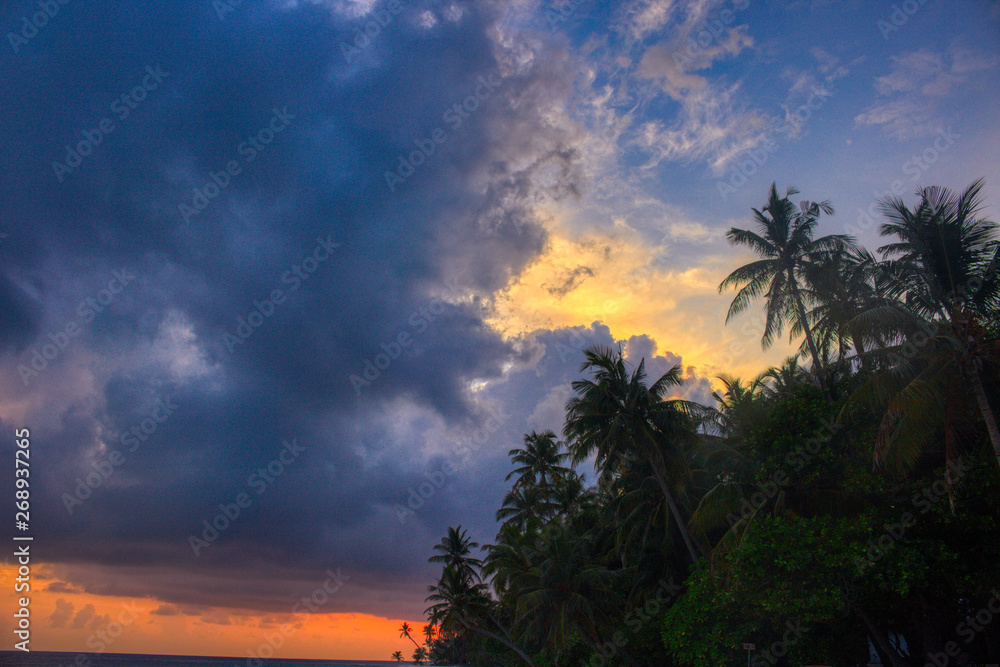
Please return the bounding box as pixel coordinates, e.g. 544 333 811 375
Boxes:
487 213 798 381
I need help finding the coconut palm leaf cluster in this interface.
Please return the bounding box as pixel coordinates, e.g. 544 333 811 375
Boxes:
394 181 1000 666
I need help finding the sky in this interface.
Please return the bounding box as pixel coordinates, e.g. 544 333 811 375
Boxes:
0 0 998 661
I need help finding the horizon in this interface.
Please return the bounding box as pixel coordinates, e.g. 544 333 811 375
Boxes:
0 649 419 661
1 0 998 662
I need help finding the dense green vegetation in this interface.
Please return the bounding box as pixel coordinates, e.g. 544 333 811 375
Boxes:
395 181 1000 666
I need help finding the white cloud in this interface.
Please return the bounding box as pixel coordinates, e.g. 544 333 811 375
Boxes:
417 10 438 29
526 384 572 435
856 45 999 139
633 84 773 175
606 0 773 174
622 0 678 41
281 0 378 19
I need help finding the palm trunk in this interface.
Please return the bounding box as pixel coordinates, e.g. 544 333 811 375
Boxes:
649 459 703 564
856 606 909 667
851 324 869 371
788 269 832 402
944 387 959 514
969 365 1000 471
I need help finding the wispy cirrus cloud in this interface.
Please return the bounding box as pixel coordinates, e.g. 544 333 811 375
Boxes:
624 0 762 173
633 84 773 174
856 45 999 139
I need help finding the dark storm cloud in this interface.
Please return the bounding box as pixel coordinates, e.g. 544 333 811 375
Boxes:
0 0 592 619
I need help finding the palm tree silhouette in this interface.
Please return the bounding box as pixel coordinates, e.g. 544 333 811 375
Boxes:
853 179 1000 488
564 346 704 563
425 563 535 665
510 527 640 666
505 430 571 492
428 525 482 583
399 622 420 650
720 182 852 400
422 623 434 646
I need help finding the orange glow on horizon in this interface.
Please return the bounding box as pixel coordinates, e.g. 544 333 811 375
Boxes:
0 564 426 661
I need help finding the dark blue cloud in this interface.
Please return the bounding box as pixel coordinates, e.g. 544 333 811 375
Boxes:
0 0 591 619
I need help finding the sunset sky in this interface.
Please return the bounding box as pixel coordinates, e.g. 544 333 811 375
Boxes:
1 0 999 661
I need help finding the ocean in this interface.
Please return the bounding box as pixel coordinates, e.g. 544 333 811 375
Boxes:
0 653 431 667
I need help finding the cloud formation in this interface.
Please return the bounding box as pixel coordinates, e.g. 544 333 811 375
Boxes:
856 45 999 139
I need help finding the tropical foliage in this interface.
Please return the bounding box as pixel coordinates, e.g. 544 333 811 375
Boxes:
392 181 1000 666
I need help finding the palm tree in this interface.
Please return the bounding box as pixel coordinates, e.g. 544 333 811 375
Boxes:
563 346 704 564
603 455 684 580
511 528 640 666
707 373 770 440
689 374 773 560
399 622 420 650
482 521 538 597
411 646 428 664
496 485 548 529
798 246 891 368
719 182 853 400
874 179 1000 469
505 430 572 492
762 355 811 398
428 525 483 583
391 650 404 662
422 623 435 646
426 563 535 666
426 564 491 638
549 469 593 518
